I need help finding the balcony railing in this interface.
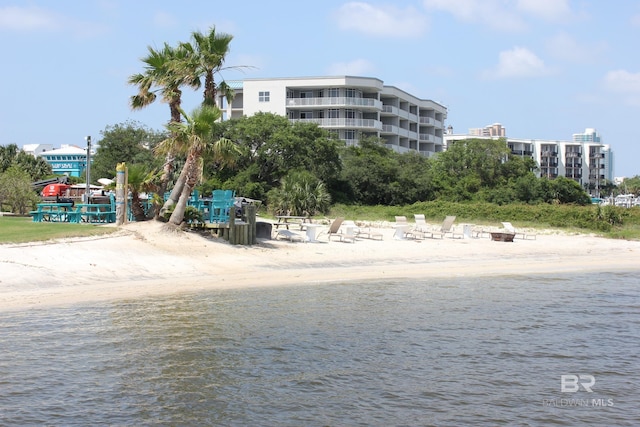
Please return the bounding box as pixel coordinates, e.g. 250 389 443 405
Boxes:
287 97 382 110
290 118 382 130
511 150 534 156
382 105 398 115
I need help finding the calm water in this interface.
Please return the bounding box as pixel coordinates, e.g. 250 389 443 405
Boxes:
1 272 639 426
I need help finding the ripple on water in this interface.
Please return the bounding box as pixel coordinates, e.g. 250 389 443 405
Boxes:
0 272 639 426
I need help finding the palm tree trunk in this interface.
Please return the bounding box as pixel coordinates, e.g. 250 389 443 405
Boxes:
168 153 198 226
155 95 183 218
159 161 188 217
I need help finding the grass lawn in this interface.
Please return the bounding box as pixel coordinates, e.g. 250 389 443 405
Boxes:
0 216 117 244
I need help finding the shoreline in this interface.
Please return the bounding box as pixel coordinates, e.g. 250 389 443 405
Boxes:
1 220 639 312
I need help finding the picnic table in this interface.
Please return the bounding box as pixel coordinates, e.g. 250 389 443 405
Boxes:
73 203 116 223
274 216 312 230
30 203 74 222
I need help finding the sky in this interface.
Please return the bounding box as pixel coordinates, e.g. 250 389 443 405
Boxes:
1 0 640 178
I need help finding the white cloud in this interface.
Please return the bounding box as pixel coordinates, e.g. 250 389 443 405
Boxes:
0 6 61 31
334 2 428 37
516 0 573 22
604 70 640 93
546 32 607 64
423 0 526 31
482 47 551 79
423 0 578 31
604 70 640 107
0 5 107 37
326 59 376 76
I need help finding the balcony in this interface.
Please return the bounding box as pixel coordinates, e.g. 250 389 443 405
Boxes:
286 97 382 110
381 105 398 115
511 149 534 156
290 118 382 130
565 152 582 158
381 124 398 134
565 172 582 178
419 133 434 142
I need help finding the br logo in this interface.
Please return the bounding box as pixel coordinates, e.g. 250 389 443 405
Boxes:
561 374 595 392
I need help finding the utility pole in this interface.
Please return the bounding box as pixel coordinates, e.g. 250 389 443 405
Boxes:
85 136 91 203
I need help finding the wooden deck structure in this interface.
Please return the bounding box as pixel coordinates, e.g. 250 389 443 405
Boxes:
204 205 258 245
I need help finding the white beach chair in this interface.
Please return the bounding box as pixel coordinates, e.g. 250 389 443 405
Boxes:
275 229 306 243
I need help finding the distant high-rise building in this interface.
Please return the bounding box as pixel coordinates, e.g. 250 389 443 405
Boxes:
469 123 506 137
445 126 614 196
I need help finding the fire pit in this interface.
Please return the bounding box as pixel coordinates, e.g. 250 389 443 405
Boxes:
490 232 515 242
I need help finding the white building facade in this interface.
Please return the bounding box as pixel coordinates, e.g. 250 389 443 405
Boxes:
21 143 54 157
445 126 613 195
218 76 448 157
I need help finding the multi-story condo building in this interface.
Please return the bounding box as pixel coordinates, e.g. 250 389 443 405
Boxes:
217 76 448 157
445 125 614 196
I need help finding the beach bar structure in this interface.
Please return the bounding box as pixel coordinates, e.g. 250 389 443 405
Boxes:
205 204 260 245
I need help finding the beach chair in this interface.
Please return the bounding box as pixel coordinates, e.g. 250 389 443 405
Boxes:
412 214 430 239
501 222 536 240
430 215 464 239
319 217 355 242
275 229 306 243
356 221 384 241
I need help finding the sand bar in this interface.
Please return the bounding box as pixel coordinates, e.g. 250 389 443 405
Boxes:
1 220 639 312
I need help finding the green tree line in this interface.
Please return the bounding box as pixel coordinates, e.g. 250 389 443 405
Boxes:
4 22 639 222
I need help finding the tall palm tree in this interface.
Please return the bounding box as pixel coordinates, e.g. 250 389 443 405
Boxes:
160 105 239 227
126 163 161 221
128 43 198 205
159 27 241 215
181 26 234 106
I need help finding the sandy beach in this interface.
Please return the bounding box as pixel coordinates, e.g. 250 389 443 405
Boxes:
1 220 639 312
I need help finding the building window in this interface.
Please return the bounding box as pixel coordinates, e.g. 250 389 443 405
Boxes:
259 91 270 102
344 130 356 140
328 88 339 97
328 109 339 119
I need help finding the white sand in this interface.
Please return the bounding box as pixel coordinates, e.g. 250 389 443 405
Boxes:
1 220 638 312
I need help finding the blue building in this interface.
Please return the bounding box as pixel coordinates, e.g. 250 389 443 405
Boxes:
38 145 91 178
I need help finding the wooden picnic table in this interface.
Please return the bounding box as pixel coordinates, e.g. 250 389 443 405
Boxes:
30 203 74 222
274 215 312 230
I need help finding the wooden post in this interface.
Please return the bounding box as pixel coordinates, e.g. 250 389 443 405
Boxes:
247 204 257 245
115 162 127 226
228 207 236 244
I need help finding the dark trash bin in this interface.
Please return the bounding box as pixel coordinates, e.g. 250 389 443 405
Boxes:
256 222 272 239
